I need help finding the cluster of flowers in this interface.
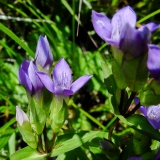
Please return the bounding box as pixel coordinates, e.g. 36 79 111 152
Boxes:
16 35 92 150
92 6 160 160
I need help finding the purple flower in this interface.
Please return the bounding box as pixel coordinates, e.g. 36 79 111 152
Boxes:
155 150 160 160
16 106 29 126
37 58 92 96
18 60 43 95
92 6 136 45
127 156 142 160
139 105 160 129
34 35 53 72
147 44 160 80
138 22 160 32
119 23 149 59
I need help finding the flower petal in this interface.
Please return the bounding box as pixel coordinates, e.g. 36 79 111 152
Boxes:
35 35 53 69
119 24 148 59
16 106 29 126
139 22 160 32
147 44 160 80
53 58 72 89
155 150 160 160
71 75 92 93
127 156 142 160
111 6 136 41
147 118 160 129
18 64 32 94
139 106 147 116
92 10 114 44
63 89 74 96
37 71 55 93
28 62 43 94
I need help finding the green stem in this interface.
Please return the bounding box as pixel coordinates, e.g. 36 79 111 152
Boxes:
43 124 49 153
49 132 57 153
108 118 119 141
119 89 125 114
103 116 117 131
71 101 105 130
38 135 45 153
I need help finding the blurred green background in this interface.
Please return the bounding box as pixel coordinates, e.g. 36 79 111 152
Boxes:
0 0 160 158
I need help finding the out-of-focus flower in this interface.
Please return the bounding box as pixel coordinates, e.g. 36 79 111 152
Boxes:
34 35 53 73
37 58 92 96
92 6 136 45
139 105 160 129
16 106 29 126
18 60 43 95
119 23 149 60
155 150 160 160
138 22 160 32
127 156 142 160
147 45 160 80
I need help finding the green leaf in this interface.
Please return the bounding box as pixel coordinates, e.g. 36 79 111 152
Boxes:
139 79 160 106
99 140 120 160
0 118 16 133
10 146 47 160
50 97 68 133
141 150 157 160
0 131 13 150
122 54 148 91
17 124 37 149
50 131 99 157
126 114 160 141
0 23 34 56
112 59 127 89
29 98 46 135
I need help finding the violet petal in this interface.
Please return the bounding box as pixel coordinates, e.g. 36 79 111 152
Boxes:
111 6 136 42
139 106 147 117
139 22 160 32
37 71 55 93
35 35 53 68
18 66 32 94
71 75 92 93
28 62 43 94
120 23 148 58
92 10 115 44
53 58 72 90
127 156 142 160
147 44 160 80
146 105 160 129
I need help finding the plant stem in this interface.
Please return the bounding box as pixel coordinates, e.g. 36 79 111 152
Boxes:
108 117 119 141
48 132 57 153
125 102 141 118
43 124 49 153
122 91 137 115
119 89 125 114
38 135 45 153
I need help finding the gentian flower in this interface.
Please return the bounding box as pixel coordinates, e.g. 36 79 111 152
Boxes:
92 6 136 45
119 23 149 59
37 58 92 96
127 156 142 160
16 106 29 126
147 45 160 80
34 35 53 73
134 97 160 129
139 105 160 129
18 60 43 95
155 150 160 160
138 22 160 32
